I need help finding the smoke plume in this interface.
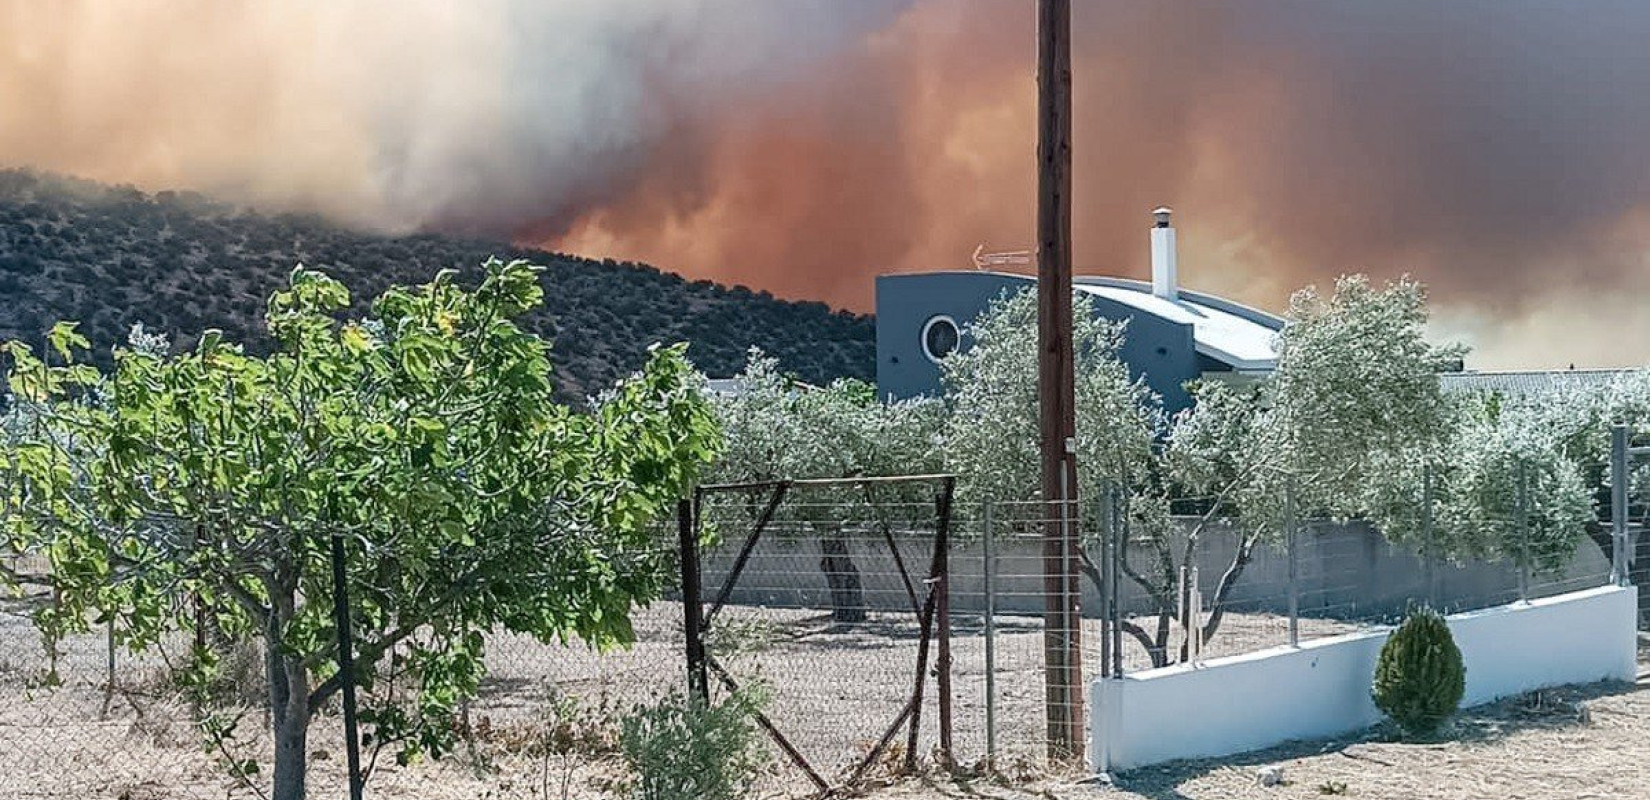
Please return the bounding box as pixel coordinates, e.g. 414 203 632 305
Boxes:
6 0 1650 368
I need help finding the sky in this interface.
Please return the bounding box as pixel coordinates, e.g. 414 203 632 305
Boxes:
5 1 1650 369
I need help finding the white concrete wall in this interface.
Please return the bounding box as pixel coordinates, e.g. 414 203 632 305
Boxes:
1092 585 1639 772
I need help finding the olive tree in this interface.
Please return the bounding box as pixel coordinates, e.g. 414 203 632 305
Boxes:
935 277 1461 668
708 350 943 621
0 259 720 800
1412 371 1650 607
1135 276 1464 666
939 289 1159 509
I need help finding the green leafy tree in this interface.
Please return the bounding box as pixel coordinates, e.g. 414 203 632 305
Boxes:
1143 277 1463 665
939 289 1159 509
1400 372 1650 611
0 259 720 800
708 350 943 622
1090 277 1461 667
1428 398 1597 571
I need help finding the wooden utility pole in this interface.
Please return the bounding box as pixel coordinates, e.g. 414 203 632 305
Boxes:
1036 0 1083 759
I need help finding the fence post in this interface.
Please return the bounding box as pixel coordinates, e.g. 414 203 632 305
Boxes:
678 498 709 703
329 532 364 800
1110 484 1123 678
1423 464 1439 609
1102 484 1115 682
106 617 116 688
982 499 998 768
1612 424 1630 587
1177 564 1189 663
1515 460 1530 603
1194 560 1207 659
1285 473 1299 648
935 478 955 768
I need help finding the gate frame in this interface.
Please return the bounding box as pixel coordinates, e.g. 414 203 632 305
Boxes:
678 474 956 792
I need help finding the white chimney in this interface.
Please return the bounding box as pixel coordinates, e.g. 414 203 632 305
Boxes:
1151 206 1178 301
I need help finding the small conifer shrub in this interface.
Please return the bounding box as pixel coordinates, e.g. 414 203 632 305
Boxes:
1372 607 1466 737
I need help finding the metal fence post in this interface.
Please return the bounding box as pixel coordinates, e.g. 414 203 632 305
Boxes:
982 499 997 768
106 617 116 689
329 532 364 800
1423 464 1439 609
678 498 708 703
935 479 955 768
1285 473 1299 648
1516 460 1530 603
1612 424 1630 587
1096 484 1112 684
1110 484 1124 679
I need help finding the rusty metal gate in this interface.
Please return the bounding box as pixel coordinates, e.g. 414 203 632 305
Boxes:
677 474 956 793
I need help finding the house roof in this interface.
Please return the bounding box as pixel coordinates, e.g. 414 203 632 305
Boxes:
1072 276 1284 370
1438 369 1640 396
880 269 1287 370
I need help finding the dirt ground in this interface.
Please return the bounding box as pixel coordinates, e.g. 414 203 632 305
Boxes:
8 596 1642 800
0 598 1359 799
865 672 1650 800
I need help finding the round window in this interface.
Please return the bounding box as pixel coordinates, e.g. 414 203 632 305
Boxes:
921 315 960 362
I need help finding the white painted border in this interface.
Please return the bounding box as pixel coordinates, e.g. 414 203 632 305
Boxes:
1092 585 1639 772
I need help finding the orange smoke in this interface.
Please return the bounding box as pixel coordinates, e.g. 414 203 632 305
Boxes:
7 1 1650 368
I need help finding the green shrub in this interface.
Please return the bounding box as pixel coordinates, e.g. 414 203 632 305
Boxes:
1372 607 1465 737
619 688 768 800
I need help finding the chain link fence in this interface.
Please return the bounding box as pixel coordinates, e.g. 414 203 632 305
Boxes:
1 469 1636 797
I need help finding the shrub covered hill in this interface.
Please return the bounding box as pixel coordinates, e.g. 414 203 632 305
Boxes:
0 170 873 402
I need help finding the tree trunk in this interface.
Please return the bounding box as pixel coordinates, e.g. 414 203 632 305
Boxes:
820 533 867 624
271 652 311 800
267 585 310 800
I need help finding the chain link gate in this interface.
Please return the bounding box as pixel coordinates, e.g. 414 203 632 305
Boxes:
678 475 956 793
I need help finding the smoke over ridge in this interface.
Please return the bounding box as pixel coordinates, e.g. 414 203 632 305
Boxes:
6 0 1650 368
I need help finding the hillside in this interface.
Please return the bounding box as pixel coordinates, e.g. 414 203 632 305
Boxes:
0 170 874 401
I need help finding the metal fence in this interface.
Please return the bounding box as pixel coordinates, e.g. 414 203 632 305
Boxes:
0 477 1637 798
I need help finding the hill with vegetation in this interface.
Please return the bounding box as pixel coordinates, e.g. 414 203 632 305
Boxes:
0 169 874 401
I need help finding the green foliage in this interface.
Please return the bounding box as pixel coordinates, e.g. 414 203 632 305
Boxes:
619 689 768 800
0 257 721 797
939 289 1158 508
713 349 942 484
1372 608 1466 737
708 348 944 526
0 168 873 402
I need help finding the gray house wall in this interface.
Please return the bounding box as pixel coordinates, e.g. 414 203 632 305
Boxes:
875 272 1206 416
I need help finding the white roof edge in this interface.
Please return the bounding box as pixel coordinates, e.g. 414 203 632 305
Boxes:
1193 340 1276 371
880 270 1283 369
882 271 1287 330
1074 275 1285 329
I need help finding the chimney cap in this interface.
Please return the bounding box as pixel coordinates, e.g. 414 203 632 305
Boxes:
1152 207 1173 228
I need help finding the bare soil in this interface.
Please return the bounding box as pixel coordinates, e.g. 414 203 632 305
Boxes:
10 595 1626 800
867 674 1650 800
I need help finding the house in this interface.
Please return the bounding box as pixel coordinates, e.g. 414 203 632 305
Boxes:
1438 368 1638 397
874 209 1284 416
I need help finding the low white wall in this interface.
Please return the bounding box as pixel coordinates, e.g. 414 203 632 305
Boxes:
1091 585 1640 773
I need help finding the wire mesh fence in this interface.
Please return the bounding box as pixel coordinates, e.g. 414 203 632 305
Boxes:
0 468 1636 798
684 476 958 794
